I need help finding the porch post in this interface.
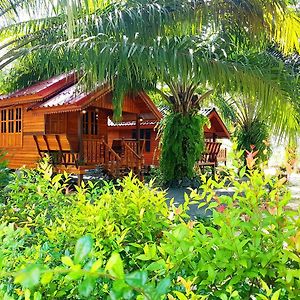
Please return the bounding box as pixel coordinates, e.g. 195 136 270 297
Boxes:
136 114 141 155
78 111 84 164
213 133 217 143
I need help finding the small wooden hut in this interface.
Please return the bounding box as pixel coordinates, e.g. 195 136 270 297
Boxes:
0 72 162 179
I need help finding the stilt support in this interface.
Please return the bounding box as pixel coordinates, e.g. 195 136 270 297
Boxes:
77 174 84 186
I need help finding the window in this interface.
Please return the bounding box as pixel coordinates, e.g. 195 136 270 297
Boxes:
8 109 14 133
132 129 151 152
82 110 99 136
0 107 22 147
91 111 98 135
0 108 22 134
16 108 22 133
82 112 89 135
1 110 6 133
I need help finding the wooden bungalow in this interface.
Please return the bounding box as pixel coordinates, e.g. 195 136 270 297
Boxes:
0 72 162 180
0 72 230 180
108 107 230 167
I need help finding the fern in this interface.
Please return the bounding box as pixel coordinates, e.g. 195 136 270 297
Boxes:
159 112 209 182
235 119 271 163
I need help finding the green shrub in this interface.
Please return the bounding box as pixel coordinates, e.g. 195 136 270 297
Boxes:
159 112 209 183
0 158 75 236
0 158 299 299
235 119 271 164
0 151 11 202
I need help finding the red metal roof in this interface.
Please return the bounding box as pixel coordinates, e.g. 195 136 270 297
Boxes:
0 72 163 122
30 81 110 113
0 72 77 102
37 84 89 108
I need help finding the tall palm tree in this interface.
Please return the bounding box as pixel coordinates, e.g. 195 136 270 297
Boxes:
1 0 299 181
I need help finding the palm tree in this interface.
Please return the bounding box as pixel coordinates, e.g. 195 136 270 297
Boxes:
214 94 291 164
1 0 299 181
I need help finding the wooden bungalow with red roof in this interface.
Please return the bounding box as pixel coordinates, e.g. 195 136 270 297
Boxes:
0 72 230 180
0 73 162 179
108 107 230 167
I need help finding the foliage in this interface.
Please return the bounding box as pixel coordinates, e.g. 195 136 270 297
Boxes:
0 50 81 93
0 157 299 299
159 112 209 183
0 160 172 298
0 158 75 231
145 166 165 187
234 119 272 164
0 151 11 202
285 142 298 170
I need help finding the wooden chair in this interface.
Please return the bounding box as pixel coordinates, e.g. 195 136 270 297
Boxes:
198 142 222 177
33 134 79 168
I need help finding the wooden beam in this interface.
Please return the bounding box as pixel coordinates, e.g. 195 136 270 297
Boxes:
55 134 67 167
77 112 84 164
33 135 43 158
42 135 51 155
136 114 141 155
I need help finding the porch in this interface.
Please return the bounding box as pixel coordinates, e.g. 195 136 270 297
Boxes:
33 134 146 180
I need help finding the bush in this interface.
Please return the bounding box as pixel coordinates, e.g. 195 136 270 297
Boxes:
0 159 299 299
159 112 209 183
235 119 271 164
0 151 11 203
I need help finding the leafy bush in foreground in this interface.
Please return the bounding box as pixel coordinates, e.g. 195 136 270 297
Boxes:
0 151 11 202
0 159 299 299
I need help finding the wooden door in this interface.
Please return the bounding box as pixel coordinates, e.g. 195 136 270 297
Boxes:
82 108 101 139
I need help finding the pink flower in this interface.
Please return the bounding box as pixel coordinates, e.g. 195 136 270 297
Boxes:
216 204 226 213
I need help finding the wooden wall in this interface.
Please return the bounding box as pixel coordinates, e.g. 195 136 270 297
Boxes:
3 105 44 169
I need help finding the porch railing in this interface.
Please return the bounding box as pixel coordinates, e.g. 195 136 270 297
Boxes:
82 138 144 177
83 138 122 177
121 140 144 171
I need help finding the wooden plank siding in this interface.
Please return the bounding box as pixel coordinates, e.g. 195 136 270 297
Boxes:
3 105 44 169
1 107 112 170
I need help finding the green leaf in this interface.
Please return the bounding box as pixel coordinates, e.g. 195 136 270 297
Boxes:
33 291 42 300
231 291 239 297
173 291 188 300
41 271 53 285
239 258 247 268
105 252 124 279
78 276 95 298
111 279 133 299
256 294 269 300
91 259 103 272
155 277 171 296
271 290 281 300
62 256 74 267
146 259 166 271
219 294 228 300
74 235 93 264
24 289 31 300
239 166 246 178
260 279 272 296
14 265 41 289
125 271 147 288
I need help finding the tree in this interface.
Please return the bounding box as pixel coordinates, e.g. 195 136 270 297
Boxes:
214 50 300 165
1 0 299 181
